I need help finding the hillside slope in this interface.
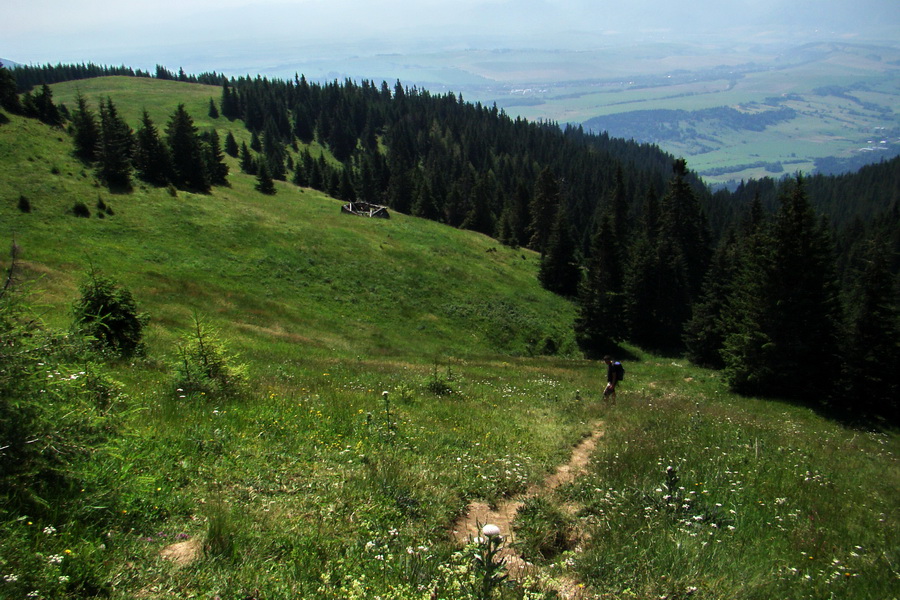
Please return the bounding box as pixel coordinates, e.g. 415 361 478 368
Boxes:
0 107 577 363
1 79 897 600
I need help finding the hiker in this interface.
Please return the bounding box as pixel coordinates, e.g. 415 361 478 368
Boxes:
603 355 624 404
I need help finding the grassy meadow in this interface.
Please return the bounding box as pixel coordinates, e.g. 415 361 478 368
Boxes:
1 78 898 599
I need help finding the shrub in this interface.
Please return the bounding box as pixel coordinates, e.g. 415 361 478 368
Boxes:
425 376 454 396
72 201 90 217
94 196 113 215
17 194 31 212
425 361 455 395
1 273 124 515
73 269 148 357
173 313 247 399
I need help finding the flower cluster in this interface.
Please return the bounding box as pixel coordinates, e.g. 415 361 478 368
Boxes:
453 451 532 497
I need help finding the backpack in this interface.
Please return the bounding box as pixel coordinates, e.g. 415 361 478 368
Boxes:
614 361 625 381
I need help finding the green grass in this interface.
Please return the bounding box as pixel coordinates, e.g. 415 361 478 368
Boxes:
553 359 899 599
1 79 898 600
51 77 223 131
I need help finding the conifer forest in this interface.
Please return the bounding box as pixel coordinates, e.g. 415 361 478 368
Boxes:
4 62 899 424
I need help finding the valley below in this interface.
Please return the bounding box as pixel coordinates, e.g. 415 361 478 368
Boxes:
260 39 900 186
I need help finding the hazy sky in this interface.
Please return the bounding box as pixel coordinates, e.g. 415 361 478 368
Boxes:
4 0 899 72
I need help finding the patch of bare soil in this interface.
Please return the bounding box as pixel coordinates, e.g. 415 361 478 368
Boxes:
451 421 605 597
159 537 202 567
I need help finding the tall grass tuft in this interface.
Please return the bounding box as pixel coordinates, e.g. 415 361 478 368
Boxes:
204 501 237 560
513 496 575 561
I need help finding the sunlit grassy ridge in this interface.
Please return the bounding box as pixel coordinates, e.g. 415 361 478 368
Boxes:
1 86 577 361
1 78 897 599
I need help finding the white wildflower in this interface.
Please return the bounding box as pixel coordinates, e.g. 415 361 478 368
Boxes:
481 524 502 538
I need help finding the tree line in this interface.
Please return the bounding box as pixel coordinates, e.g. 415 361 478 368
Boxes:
9 61 226 92
3 63 897 424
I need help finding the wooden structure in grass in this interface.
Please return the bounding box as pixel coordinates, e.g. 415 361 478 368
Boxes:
341 201 390 219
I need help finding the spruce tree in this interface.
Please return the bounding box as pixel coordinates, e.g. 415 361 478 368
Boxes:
657 159 711 303
623 187 667 348
412 174 441 220
166 104 210 192
73 270 148 357
96 97 134 189
386 167 414 214
609 165 631 239
0 66 21 115
627 234 693 350
30 84 63 127
538 204 581 297
497 182 530 248
575 213 625 355
239 142 257 175
845 237 899 422
683 230 742 367
721 177 843 402
461 172 498 236
338 167 356 202
326 167 341 198
220 80 240 120
70 92 99 162
262 126 286 181
622 161 710 351
134 110 173 186
202 129 229 186
355 154 377 204
255 162 276 195
527 167 561 253
292 103 315 143
309 155 327 191
223 131 239 157
327 115 357 163
293 149 313 187
685 195 766 367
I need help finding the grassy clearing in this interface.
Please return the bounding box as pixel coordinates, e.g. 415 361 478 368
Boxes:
2 80 898 599
551 359 899 599
50 77 223 132
1 104 574 357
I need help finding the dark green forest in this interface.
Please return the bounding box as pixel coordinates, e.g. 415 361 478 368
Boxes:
3 62 898 425
582 105 799 142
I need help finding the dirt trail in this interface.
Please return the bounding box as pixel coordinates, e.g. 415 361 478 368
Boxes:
451 421 605 595
161 421 606 596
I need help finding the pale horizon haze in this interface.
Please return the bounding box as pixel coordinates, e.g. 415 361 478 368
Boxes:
3 0 899 78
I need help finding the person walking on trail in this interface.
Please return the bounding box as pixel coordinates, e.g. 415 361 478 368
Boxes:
603 355 624 404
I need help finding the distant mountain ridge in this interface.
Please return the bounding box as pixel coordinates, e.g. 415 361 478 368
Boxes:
0 58 21 68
